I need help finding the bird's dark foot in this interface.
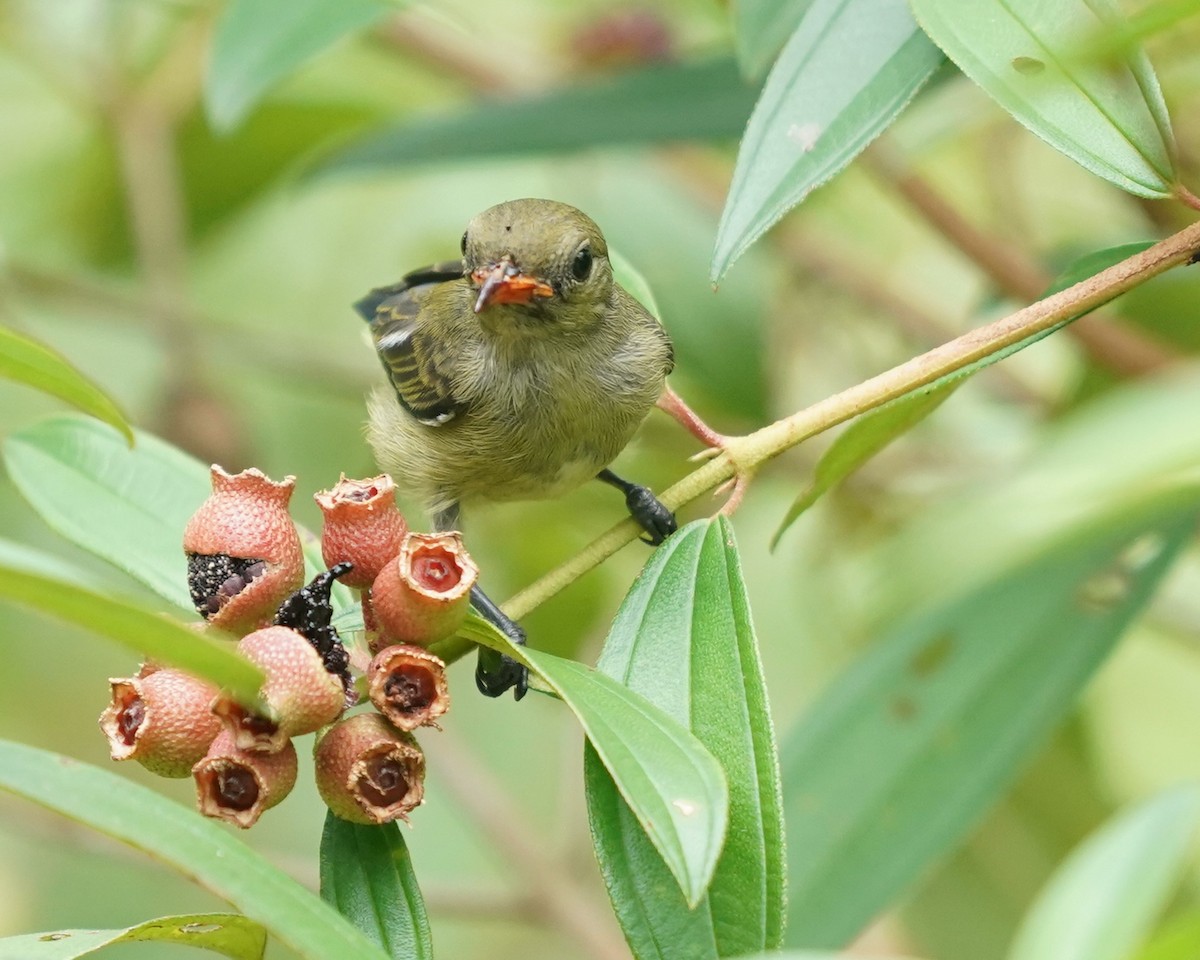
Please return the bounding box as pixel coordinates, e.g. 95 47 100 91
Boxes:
597 468 677 545
470 584 528 701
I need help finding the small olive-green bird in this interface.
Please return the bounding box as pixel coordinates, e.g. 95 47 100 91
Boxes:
356 199 681 699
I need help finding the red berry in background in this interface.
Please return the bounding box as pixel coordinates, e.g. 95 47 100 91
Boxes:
368 645 450 731
183 466 304 636
211 626 345 753
314 474 407 590
99 669 221 778
370 532 478 648
193 728 298 828
314 712 425 825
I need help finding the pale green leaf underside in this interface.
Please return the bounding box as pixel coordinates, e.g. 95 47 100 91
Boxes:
910 0 1176 198
713 0 943 279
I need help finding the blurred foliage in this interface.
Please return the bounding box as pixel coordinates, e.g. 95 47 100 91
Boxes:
2 0 1200 959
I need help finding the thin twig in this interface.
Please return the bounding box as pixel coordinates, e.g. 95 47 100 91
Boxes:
502 218 1200 620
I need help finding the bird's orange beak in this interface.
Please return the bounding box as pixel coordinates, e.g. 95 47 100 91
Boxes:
470 259 554 313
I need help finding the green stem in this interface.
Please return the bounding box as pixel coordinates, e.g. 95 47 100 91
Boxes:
502 217 1200 621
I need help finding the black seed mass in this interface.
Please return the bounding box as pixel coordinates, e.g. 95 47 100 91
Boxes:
187 553 266 618
273 563 354 689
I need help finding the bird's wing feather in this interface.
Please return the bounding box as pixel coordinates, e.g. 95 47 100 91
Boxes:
359 261 469 426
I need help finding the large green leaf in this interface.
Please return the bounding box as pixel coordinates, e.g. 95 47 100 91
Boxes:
312 58 757 176
734 0 819 78
1008 785 1200 960
206 0 393 131
467 621 729 908
781 504 1198 947
585 518 784 958
3 415 210 613
0 325 132 444
910 0 1176 198
319 813 433 960
1134 912 1200 960
0 741 391 960
0 562 262 704
712 0 943 280
0 914 266 960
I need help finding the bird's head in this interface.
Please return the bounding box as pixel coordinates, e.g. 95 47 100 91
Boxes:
462 199 613 331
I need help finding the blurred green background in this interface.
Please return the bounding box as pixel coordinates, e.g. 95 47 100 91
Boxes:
2 1 1200 958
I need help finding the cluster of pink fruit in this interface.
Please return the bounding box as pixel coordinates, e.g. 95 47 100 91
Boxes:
99 467 479 828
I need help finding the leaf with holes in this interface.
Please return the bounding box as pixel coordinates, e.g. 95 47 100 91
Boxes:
0 914 266 960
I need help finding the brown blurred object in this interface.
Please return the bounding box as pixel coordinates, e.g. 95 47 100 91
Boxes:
570 8 674 71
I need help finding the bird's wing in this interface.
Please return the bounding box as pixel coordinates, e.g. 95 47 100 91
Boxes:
357 261 469 427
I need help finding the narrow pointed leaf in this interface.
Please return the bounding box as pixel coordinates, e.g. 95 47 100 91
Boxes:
467 621 728 907
910 0 1176 198
734 0 820 79
0 914 266 960
712 0 943 279
206 0 393 131
1009 785 1200 960
781 505 1197 947
585 518 785 958
772 381 957 549
0 563 262 703
319 814 433 960
0 325 132 444
0 741 391 960
312 58 758 176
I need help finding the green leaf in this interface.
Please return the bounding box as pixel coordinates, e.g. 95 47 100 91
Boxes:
2 415 351 617
781 504 1198 947
311 58 758 177
3 414 210 613
610 249 662 322
0 914 266 960
0 563 263 704
206 0 393 131
1008 785 1200 960
771 381 957 549
0 325 132 444
467 621 729 908
1133 911 1200 960
909 0 1177 198
711 0 943 280
0 741 391 960
733 953 921 960
585 518 785 957
734 0 819 78
1046 241 1158 296
0 537 110 592
319 813 433 960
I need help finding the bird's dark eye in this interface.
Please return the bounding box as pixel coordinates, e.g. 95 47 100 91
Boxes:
460 231 468 255
571 244 593 281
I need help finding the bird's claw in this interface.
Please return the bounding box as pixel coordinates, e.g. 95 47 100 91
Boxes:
476 647 529 700
624 484 677 546
697 434 756 516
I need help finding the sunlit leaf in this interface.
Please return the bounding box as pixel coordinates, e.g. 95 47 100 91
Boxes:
910 0 1176 197
0 741 391 960
771 381 957 549
1133 911 1200 960
206 0 393 131
781 504 1198 946
312 58 757 176
586 518 785 957
712 0 943 280
0 563 262 704
0 325 132 444
0 914 266 960
467 619 728 907
1009 785 1200 960
319 814 433 960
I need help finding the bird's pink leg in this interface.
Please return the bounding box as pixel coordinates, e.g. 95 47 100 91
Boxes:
656 383 754 515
